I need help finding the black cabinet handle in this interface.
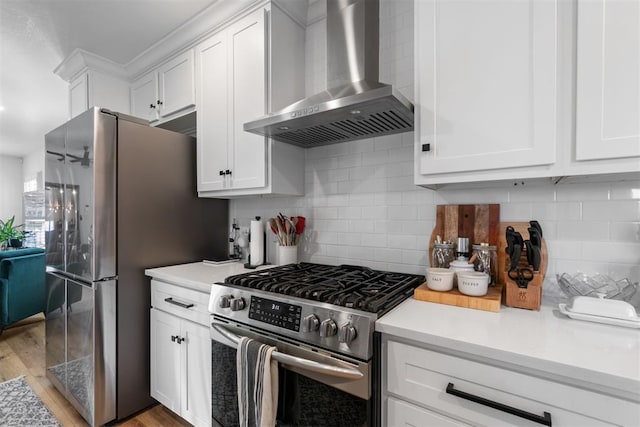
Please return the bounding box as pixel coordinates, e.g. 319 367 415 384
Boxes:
149 104 156 109
225 169 232 175
157 100 163 105
164 297 194 309
170 335 185 344
219 170 225 176
446 383 552 426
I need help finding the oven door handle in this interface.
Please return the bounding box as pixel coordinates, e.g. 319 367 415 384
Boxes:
211 324 364 380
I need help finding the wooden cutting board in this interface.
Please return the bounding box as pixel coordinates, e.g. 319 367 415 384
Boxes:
414 283 504 312
428 204 501 262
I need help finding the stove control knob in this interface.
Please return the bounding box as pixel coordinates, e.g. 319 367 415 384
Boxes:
338 323 357 344
302 314 320 332
218 295 232 309
319 319 337 338
230 297 246 311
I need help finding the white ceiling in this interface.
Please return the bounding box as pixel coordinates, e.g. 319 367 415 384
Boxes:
0 0 219 158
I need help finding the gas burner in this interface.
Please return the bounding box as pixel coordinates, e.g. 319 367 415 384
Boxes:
224 262 424 315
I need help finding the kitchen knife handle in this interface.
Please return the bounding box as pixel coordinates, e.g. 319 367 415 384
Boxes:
446 382 552 426
164 297 194 309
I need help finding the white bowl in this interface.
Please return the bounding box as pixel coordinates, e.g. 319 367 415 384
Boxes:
426 268 455 292
457 272 490 296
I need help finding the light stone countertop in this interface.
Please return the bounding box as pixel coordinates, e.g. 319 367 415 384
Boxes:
376 298 640 401
145 261 275 293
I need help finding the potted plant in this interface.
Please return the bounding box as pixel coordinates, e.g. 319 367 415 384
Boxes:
0 216 24 249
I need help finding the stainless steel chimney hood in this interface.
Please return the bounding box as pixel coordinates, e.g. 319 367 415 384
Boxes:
244 0 413 148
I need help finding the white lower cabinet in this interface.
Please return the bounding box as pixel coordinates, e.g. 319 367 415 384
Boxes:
150 281 211 427
383 338 638 427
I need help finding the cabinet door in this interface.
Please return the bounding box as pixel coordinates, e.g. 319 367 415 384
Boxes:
196 32 229 192
131 71 158 122
70 73 88 119
416 0 557 175
181 320 212 427
150 308 181 414
387 397 470 427
158 50 196 118
576 0 640 161
228 9 267 190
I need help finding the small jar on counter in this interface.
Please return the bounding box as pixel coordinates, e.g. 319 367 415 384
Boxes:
471 243 497 285
432 242 456 269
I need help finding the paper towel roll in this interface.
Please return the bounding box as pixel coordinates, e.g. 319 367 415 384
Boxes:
250 218 264 266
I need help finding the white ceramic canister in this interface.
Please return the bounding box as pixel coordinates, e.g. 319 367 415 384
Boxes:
449 258 474 285
457 271 490 296
426 267 455 291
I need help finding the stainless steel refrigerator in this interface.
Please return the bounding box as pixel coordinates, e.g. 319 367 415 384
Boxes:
44 107 228 426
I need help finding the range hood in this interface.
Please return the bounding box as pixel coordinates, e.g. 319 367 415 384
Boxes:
243 0 413 148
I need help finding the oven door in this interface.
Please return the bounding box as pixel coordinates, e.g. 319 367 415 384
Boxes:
210 317 372 427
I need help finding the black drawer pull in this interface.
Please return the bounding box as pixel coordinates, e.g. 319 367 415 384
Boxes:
446 382 552 426
164 297 194 309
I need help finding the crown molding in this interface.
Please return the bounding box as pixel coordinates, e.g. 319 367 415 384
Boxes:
53 48 128 82
125 0 261 79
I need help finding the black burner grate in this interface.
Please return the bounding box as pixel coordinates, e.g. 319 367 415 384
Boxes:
224 263 424 315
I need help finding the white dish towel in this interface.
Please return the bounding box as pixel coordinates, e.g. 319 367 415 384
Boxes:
237 337 279 427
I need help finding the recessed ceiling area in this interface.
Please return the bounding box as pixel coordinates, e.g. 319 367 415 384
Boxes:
0 0 219 158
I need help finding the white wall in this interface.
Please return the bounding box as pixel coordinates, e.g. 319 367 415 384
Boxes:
0 155 24 225
23 148 44 189
230 0 640 301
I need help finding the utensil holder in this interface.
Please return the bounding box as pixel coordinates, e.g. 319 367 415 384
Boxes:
498 222 547 311
278 245 298 265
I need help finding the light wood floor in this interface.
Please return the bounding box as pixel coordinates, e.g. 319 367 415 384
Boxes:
0 314 191 427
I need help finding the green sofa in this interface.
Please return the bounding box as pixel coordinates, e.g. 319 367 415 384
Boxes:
0 247 46 332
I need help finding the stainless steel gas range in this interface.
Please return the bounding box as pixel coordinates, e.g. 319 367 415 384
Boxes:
207 263 423 427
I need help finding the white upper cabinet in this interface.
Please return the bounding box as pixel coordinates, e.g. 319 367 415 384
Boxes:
414 0 639 187
130 72 158 122
415 0 558 182
130 50 195 124
576 0 640 161
69 70 130 119
196 3 305 198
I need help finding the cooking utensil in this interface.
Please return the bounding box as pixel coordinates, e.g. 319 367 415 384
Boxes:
505 226 516 258
508 267 534 288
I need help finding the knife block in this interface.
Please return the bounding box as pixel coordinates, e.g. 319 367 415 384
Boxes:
498 222 547 310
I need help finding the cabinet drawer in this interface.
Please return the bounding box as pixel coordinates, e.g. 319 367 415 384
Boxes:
387 340 637 426
387 396 470 426
151 279 210 327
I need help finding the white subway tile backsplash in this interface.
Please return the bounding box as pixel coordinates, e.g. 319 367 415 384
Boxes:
374 248 403 263
610 181 640 200
402 249 428 265
556 183 611 201
337 233 361 246
499 203 534 221
361 233 388 248
228 0 640 288
349 193 375 206
386 176 416 192
582 200 640 221
582 242 640 264
313 207 338 220
509 186 556 202
388 205 417 220
388 235 417 250
610 222 640 242
361 206 388 220
556 221 609 241
347 219 375 233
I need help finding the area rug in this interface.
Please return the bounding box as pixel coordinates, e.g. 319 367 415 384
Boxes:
0 376 61 426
